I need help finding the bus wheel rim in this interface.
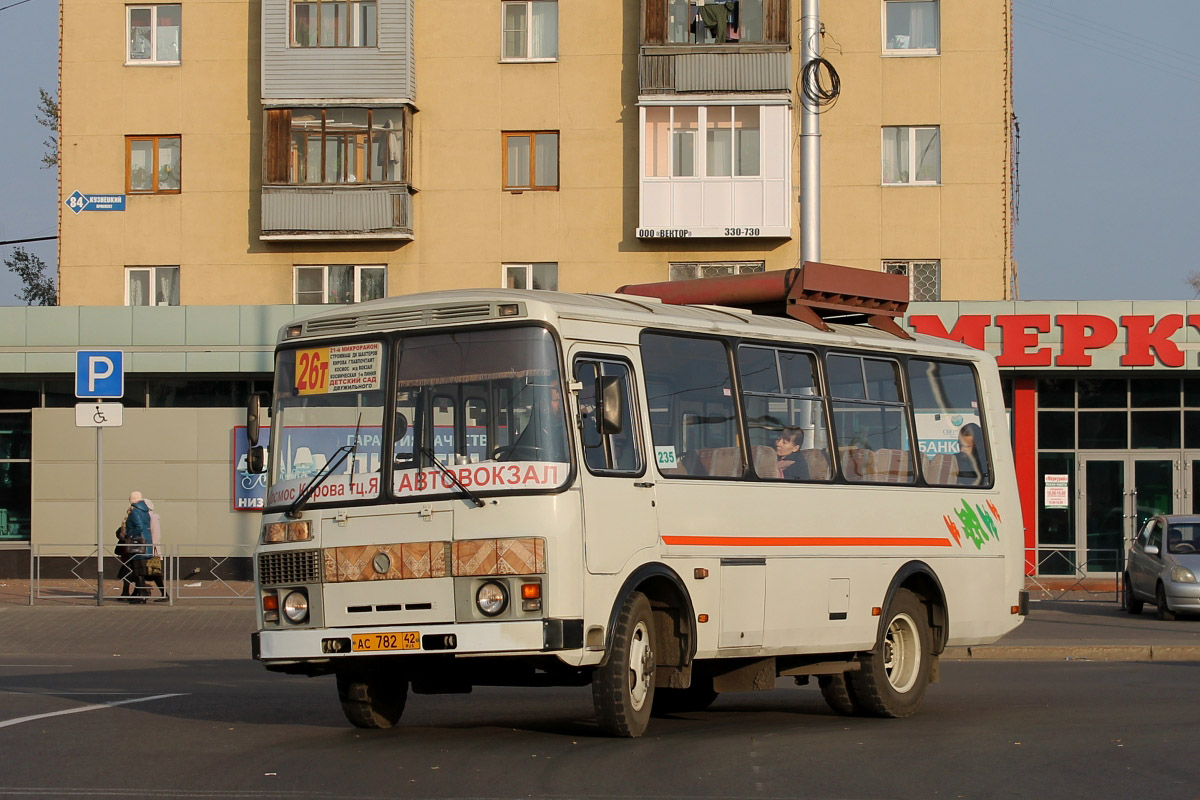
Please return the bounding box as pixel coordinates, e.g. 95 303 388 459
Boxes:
884 612 920 694
628 620 653 711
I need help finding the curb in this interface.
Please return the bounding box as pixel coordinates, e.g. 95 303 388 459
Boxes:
944 645 1200 662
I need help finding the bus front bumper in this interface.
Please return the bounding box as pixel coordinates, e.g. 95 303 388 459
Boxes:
253 618 583 664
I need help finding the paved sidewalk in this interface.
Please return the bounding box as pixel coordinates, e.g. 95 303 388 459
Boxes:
2 580 1198 662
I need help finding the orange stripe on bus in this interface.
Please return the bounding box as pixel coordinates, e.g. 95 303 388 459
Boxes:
661 535 953 548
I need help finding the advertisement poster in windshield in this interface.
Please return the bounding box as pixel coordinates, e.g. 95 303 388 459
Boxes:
266 425 384 508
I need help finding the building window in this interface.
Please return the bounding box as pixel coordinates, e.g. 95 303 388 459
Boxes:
127 4 181 64
294 265 386 304
502 1 558 61
504 263 558 290
883 260 940 301
264 108 408 185
126 266 180 306
291 0 377 48
882 126 939 185
503 132 559 191
647 106 761 180
662 0 770 44
127 136 181 193
883 1 938 54
670 261 765 281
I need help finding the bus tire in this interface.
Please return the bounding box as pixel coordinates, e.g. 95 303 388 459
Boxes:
849 589 931 718
336 672 409 729
818 673 864 716
592 590 656 737
652 677 718 716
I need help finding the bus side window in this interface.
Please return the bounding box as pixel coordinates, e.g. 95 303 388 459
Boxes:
907 359 991 488
575 358 643 475
828 354 914 484
641 333 741 479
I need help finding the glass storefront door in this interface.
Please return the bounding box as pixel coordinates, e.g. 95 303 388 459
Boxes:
1077 454 1180 575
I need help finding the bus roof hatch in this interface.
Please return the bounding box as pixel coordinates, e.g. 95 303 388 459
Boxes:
616 262 913 339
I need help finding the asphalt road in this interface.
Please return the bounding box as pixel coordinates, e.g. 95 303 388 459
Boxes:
1 651 1197 800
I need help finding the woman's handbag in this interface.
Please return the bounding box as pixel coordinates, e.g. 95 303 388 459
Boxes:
144 556 163 577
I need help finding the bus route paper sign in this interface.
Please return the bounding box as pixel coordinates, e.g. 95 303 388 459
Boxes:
1044 474 1069 509
295 342 382 395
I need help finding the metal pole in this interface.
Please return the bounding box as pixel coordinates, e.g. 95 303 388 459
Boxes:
96 426 104 606
799 0 821 265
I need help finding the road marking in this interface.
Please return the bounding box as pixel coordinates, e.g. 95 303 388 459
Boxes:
0 693 186 729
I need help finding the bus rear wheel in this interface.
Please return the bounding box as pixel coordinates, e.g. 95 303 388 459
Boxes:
818 673 865 716
592 591 656 737
336 672 409 729
848 589 932 718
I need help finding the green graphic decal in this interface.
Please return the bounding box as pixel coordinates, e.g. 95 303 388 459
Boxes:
947 499 1001 550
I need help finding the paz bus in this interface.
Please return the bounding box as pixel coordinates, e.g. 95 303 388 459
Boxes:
247 263 1026 737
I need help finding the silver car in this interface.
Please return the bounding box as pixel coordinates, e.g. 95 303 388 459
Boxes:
1125 515 1200 620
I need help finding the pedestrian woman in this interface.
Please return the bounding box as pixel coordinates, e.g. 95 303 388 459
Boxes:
124 491 153 601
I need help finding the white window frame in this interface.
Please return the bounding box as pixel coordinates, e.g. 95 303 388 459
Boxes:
881 126 940 186
883 260 941 301
125 266 180 306
290 0 378 48
500 1 559 63
126 4 182 65
503 263 558 291
881 0 939 56
293 265 387 304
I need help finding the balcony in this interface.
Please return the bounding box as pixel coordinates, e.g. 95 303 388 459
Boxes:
260 185 413 241
639 46 790 94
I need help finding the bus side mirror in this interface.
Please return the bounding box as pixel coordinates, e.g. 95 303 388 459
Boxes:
247 445 266 474
247 393 264 446
598 375 624 435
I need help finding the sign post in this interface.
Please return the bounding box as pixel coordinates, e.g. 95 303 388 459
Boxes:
76 351 125 606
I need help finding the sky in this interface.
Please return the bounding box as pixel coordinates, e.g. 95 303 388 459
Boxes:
1 0 1198 303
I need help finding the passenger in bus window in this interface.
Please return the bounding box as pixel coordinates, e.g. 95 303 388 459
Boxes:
773 426 808 479
956 423 987 486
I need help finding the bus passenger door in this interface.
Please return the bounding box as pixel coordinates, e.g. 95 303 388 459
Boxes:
572 351 658 574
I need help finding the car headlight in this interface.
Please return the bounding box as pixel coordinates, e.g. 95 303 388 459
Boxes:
1170 566 1197 584
282 590 310 623
476 581 508 617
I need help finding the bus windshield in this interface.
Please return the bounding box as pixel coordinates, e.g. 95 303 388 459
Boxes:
266 340 387 509
392 326 571 500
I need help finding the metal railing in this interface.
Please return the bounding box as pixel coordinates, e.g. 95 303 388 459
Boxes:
1024 548 1124 603
29 543 252 606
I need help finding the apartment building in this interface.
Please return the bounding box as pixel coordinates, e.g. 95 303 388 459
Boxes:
57 0 1015 307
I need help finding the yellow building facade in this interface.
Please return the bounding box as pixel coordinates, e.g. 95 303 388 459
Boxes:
58 0 1014 306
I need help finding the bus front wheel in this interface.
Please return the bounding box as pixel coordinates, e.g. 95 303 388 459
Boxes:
592 591 656 737
336 672 409 729
848 589 932 718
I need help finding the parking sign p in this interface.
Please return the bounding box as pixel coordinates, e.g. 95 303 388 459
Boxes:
76 350 124 399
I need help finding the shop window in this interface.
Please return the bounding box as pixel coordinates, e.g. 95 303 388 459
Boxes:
1131 411 1180 449
126 266 179 306
264 107 408 185
0 461 30 542
148 379 251 408
669 261 764 281
882 126 939 185
0 380 40 410
0 414 31 460
1037 452 1075 546
883 0 938 54
1186 411 1200 449
291 0 376 47
502 1 558 61
504 263 558 290
883 260 939 301
1131 378 1179 408
1077 411 1126 449
295 265 386 304
503 132 559 191
126 136 181 193
127 4 181 64
1037 411 1074 450
1078 378 1125 408
1037 378 1074 409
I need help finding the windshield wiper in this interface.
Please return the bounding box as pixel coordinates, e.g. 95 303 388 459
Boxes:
287 444 354 518
420 446 485 508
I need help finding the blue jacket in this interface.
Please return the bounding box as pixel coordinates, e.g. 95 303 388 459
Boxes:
126 501 152 558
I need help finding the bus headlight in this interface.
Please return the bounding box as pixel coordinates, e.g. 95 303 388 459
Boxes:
476 581 508 617
282 590 310 623
1170 567 1197 584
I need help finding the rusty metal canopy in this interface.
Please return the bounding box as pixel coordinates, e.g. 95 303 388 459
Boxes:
616 262 912 339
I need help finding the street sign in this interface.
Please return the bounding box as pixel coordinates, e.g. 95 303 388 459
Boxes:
64 191 126 214
75 402 124 428
75 350 124 399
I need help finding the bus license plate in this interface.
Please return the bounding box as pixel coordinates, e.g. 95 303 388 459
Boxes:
351 631 420 652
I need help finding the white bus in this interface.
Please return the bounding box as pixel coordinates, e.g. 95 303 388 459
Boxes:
248 266 1026 736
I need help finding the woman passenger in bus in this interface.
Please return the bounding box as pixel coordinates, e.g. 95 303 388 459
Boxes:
955 422 987 486
773 426 809 480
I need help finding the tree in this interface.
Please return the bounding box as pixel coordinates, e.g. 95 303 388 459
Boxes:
1188 271 1200 299
4 247 57 306
36 88 58 169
